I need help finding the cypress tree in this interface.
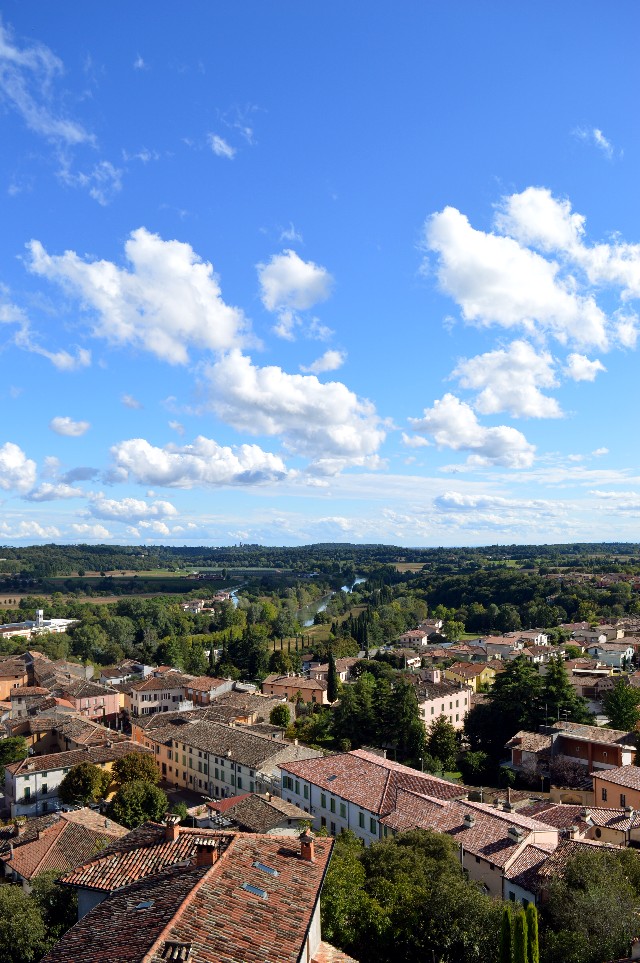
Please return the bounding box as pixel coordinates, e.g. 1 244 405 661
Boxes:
526 903 539 963
499 905 513 963
513 907 528 963
327 650 340 703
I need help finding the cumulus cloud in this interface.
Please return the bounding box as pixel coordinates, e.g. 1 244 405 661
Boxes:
300 349 346 374
61 466 99 483
590 490 640 511
0 20 93 145
401 432 431 449
138 520 170 535
453 340 561 418
49 416 90 437
592 447 609 456
71 523 111 539
208 134 235 159
90 495 178 522
0 520 60 539
565 353 606 382
206 350 385 471
0 442 37 492
121 393 143 409
408 393 535 468
257 250 333 339
27 228 248 365
425 204 609 348
26 482 83 501
111 434 288 488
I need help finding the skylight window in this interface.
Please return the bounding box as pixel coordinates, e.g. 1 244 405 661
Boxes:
252 860 279 877
327 775 337 782
242 882 268 900
135 900 154 910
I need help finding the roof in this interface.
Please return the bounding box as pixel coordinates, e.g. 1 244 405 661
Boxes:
503 843 552 892
216 794 309 833
263 674 328 691
183 677 229 692
130 672 193 692
536 837 620 881
10 686 50 697
6 741 151 776
46 831 334 963
553 721 638 748
280 749 466 815
164 719 321 770
506 731 553 752
591 765 640 791
312 943 359 963
0 810 127 881
517 803 589 833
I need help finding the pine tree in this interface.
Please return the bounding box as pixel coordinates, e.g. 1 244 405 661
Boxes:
541 655 592 724
499 905 513 963
513 907 528 963
327 650 340 703
526 903 539 963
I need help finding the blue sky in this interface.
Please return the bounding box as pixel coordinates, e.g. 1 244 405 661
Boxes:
1 2 640 547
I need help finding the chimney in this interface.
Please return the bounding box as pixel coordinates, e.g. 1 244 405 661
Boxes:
14 821 25 837
300 829 315 862
463 813 476 828
195 841 218 867
164 813 181 841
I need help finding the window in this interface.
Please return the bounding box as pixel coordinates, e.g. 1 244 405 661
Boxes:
321 816 326 828
359 812 365 828
369 817 377 834
330 821 336 835
237 777 243 790
430 706 435 715
330 798 336 813
321 793 327 809
295 780 300 794
621 794 626 807
215 768 219 780
42 783 47 795
602 788 608 802
340 803 346 818
250 781 255 792
303 784 309 799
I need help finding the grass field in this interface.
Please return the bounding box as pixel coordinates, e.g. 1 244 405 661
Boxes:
393 563 425 573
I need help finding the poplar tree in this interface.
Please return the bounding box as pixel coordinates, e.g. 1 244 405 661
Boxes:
513 907 528 963
499 905 513 963
526 903 539 963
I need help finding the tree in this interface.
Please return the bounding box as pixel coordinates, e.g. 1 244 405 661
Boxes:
443 619 465 643
0 735 27 781
525 903 539 963
603 679 640 731
426 715 458 771
31 869 78 949
269 703 291 728
541 655 592 724
111 751 159 788
106 779 168 828
58 761 109 805
0 885 46 963
513 907 528 963
327 650 340 703
500 905 513 963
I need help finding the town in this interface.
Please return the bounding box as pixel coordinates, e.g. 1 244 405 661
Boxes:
0 544 638 961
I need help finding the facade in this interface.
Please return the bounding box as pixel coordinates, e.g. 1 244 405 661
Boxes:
127 672 195 717
592 766 640 811
443 662 497 693
262 674 330 704
280 749 466 842
414 673 471 730
508 721 638 778
183 676 234 706
57 679 120 723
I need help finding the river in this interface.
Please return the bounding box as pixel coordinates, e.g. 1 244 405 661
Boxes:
297 578 366 627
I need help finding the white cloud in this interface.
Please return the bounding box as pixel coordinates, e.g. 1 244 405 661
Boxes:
408 393 535 468
111 434 288 488
257 250 333 339
434 491 559 514
574 126 615 159
121 393 143 409
208 134 235 159
0 20 92 145
49 416 90 437
300 349 346 374
28 228 248 364
590 490 640 511
26 482 83 501
168 420 185 435
593 447 609 456
0 520 60 539
425 204 609 348
564 353 606 382
58 160 122 206
453 340 561 418
71 523 111 539
90 495 178 522
138 520 170 536
2 293 91 370
401 433 431 449
0 442 37 492
206 350 385 471
133 54 147 71
280 223 303 243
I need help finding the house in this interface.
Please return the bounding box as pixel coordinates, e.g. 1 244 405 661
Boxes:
507 721 638 780
0 611 78 642
279 748 467 842
443 662 497 693
484 637 523 660
56 678 120 723
310 658 360 683
585 642 635 669
45 823 348 963
389 649 422 669
0 807 127 889
206 792 310 835
126 672 195 717
183 676 234 706
132 715 321 798
397 629 430 647
4 741 153 818
413 670 471 730
592 766 640 811
262 674 330 705
0 655 30 699
520 800 640 848
9 686 52 718
504 630 550 647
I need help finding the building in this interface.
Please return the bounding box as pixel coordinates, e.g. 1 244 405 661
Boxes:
443 662 498 693
591 766 640 811
310 658 360 684
585 642 635 669
507 721 638 779
4 742 152 818
206 792 310 835
44 824 351 963
126 672 195 717
183 676 234 706
0 610 78 641
413 670 471 730
56 678 120 723
262 674 330 705
279 749 466 842
0 808 127 889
